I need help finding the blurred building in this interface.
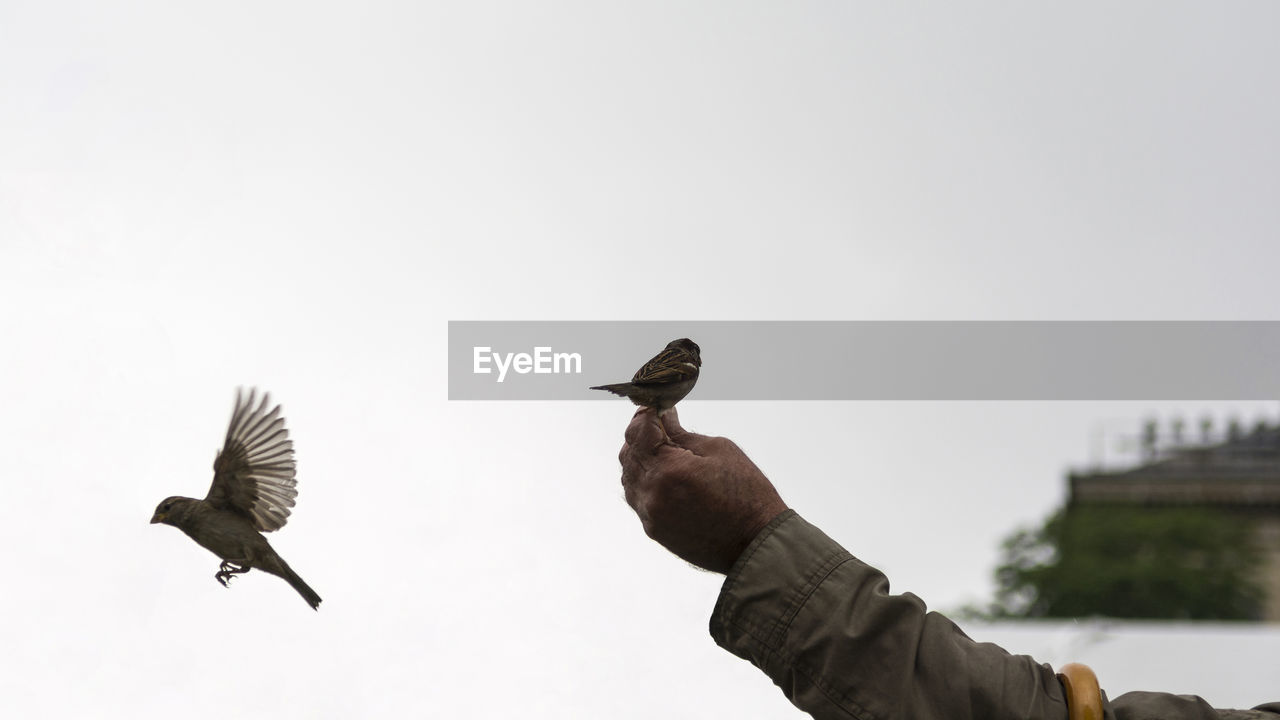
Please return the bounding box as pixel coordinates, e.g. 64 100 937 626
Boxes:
1070 420 1280 621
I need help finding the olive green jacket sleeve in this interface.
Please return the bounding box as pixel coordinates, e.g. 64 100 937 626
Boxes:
709 510 1280 720
709 510 1070 720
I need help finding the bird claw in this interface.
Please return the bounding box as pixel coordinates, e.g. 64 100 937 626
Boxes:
215 561 249 588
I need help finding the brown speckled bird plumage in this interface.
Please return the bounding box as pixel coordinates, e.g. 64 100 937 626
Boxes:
590 338 702 414
151 388 321 610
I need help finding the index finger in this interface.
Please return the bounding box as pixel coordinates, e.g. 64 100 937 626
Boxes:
624 407 666 454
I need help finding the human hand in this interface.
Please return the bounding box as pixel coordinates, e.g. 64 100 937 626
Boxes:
618 408 787 574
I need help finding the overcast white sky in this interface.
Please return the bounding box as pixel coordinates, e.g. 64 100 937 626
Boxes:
2 2 1279 717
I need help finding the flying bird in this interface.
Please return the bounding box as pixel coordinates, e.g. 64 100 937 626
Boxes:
151 388 322 610
590 338 702 414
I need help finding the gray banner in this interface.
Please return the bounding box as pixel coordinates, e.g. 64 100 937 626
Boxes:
448 321 1280 400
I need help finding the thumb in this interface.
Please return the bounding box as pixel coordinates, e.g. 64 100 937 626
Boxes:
661 408 726 455
659 407 694 444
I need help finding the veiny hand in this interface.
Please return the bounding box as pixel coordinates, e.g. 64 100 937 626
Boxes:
619 407 787 574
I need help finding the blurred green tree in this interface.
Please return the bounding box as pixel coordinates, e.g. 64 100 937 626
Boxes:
988 505 1265 620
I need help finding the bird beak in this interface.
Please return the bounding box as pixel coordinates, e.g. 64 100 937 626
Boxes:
151 511 165 524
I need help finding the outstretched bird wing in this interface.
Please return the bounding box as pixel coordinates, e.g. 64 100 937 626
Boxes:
206 388 297 532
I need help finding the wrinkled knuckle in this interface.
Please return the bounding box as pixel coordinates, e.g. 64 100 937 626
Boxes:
621 469 640 498
624 416 646 446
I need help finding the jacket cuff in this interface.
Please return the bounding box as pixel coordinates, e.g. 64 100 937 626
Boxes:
710 509 854 676
709 510 1072 720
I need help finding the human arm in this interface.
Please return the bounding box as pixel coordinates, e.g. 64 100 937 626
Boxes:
618 408 1069 719
616 409 1275 719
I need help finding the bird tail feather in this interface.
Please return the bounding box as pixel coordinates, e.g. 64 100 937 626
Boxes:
276 560 322 610
590 383 634 396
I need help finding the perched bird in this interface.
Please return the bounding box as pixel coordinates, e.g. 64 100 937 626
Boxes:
151 388 322 610
590 338 702 414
